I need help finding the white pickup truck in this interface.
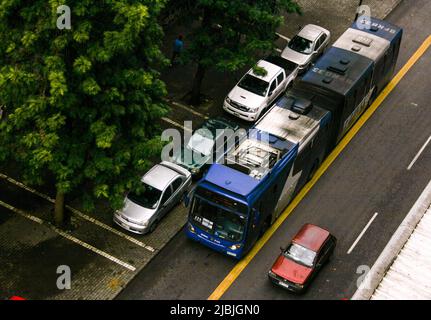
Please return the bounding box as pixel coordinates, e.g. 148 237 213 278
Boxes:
223 55 299 122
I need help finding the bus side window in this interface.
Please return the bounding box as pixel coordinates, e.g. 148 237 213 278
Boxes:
366 74 372 92
354 89 359 108
259 202 264 216
252 202 264 225
384 46 394 73
391 37 401 68
355 75 368 107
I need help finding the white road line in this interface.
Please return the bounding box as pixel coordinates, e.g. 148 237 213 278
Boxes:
162 117 192 132
0 199 136 271
166 99 209 119
0 173 155 252
407 135 431 170
347 212 379 255
275 32 290 42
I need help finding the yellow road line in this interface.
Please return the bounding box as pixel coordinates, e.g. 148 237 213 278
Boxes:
208 35 431 300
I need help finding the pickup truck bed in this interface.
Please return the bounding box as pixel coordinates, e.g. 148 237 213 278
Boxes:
264 55 299 75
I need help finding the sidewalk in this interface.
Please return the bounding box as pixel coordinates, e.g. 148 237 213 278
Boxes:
0 173 188 300
353 180 431 300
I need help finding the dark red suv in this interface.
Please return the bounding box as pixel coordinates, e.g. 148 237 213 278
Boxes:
268 224 337 293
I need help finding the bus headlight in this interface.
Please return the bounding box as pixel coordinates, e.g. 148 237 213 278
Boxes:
229 244 242 251
188 223 196 233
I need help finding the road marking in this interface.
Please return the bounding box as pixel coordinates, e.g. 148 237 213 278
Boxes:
407 135 431 170
275 48 282 53
275 32 290 42
165 99 209 119
347 212 379 255
0 173 155 252
162 117 192 132
0 199 136 271
208 35 431 300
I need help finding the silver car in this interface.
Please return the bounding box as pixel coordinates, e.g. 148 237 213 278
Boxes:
281 24 331 72
114 161 192 234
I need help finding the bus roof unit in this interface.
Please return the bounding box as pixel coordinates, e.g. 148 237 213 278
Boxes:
300 47 374 98
256 95 330 147
333 18 402 63
352 17 403 44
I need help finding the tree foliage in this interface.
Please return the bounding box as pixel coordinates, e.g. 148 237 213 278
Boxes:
0 0 169 216
185 0 301 103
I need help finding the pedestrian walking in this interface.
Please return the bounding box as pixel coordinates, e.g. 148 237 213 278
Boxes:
171 34 184 66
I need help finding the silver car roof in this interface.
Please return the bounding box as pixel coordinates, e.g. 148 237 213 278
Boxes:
142 163 181 191
298 24 327 41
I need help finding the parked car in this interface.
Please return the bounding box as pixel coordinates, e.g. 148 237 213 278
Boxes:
281 24 330 72
268 224 337 293
114 161 192 234
223 56 299 122
172 116 242 178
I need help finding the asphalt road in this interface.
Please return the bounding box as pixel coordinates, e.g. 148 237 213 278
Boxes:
117 0 431 300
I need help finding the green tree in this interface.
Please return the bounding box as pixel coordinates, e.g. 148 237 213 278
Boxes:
0 0 169 226
184 0 301 105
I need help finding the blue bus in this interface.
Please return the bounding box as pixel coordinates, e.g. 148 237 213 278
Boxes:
185 18 402 258
185 98 331 258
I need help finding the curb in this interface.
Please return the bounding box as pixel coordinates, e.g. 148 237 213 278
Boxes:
376 0 403 19
352 179 431 300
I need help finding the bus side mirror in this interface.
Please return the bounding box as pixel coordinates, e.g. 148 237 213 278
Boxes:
252 208 261 226
183 192 190 208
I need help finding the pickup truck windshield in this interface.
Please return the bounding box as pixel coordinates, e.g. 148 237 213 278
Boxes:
238 74 269 97
288 35 313 55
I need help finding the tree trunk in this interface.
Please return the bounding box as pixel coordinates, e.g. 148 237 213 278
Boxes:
190 63 206 106
54 190 66 227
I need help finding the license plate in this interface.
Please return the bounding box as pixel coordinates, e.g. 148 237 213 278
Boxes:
279 281 289 289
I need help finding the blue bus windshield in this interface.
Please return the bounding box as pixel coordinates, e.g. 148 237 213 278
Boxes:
190 196 247 242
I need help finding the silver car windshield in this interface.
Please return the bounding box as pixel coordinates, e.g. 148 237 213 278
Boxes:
288 35 313 55
284 243 316 267
127 183 162 209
